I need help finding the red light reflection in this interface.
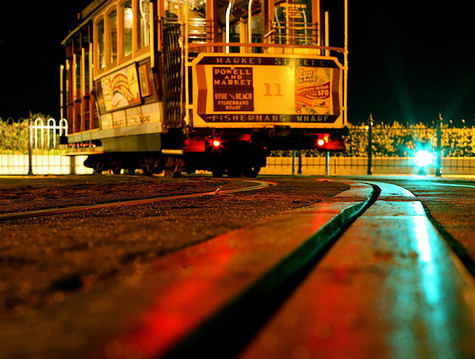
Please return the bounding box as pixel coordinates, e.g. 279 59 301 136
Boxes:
107 245 236 358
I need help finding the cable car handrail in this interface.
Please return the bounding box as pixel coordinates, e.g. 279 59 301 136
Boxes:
248 0 254 44
187 42 346 54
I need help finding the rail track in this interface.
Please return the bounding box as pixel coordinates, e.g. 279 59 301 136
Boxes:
0 179 275 222
0 179 473 359
91 180 473 359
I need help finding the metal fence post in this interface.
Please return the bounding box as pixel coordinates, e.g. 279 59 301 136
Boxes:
436 113 443 177
291 150 296 175
297 150 302 174
325 151 330 176
367 114 373 175
27 120 33 175
69 155 76 175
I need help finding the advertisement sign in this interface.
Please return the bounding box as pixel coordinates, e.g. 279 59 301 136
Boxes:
295 67 332 114
99 64 141 112
193 54 342 125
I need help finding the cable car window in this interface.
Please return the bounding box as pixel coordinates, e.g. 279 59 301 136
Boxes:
229 23 240 53
123 0 133 56
108 9 118 64
250 14 262 52
273 0 313 45
84 52 90 91
96 19 105 69
75 52 81 97
138 0 150 49
188 0 206 43
165 0 178 21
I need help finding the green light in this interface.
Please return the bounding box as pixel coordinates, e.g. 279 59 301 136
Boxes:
414 150 434 167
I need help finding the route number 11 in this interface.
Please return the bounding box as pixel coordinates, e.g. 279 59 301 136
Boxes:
263 83 283 96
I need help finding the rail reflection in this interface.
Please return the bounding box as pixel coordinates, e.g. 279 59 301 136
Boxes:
387 216 472 359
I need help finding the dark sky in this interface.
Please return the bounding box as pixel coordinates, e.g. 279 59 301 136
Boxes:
347 1 475 124
0 1 91 120
0 1 473 124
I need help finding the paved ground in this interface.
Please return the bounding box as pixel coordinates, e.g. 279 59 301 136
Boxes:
0 174 473 359
0 175 348 320
238 181 474 359
354 175 475 277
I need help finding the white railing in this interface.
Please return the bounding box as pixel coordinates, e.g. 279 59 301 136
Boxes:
0 117 92 175
29 117 68 149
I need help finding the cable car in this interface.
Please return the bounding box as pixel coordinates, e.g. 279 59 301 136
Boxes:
61 0 348 176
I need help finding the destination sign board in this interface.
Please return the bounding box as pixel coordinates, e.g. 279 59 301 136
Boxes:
192 54 342 127
213 67 254 111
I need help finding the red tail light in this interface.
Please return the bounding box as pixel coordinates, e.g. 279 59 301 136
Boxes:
316 134 345 151
317 134 330 147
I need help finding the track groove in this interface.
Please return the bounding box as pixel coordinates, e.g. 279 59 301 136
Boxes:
106 181 378 359
0 180 275 222
238 181 475 359
162 183 380 358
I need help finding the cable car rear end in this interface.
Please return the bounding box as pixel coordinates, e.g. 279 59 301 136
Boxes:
61 0 348 177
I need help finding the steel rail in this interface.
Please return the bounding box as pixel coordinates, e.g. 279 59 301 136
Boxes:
161 183 379 358
237 181 475 359
0 179 276 222
414 180 475 278
108 180 473 359
427 182 475 188
100 180 379 359
1 179 472 358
